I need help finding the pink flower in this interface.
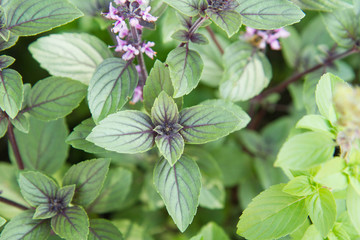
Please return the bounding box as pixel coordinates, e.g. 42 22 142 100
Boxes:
244 27 290 50
130 18 143 30
114 0 126 5
115 36 127 52
130 86 143 104
122 45 140 61
141 41 156 59
141 7 158 22
104 3 122 21
112 20 129 38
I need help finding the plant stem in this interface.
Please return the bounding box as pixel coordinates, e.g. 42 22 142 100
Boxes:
130 26 148 86
254 47 360 102
179 16 209 47
205 26 224 55
6 117 24 170
0 193 28 210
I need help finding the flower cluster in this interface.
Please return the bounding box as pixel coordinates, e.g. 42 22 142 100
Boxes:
104 0 158 61
244 27 290 50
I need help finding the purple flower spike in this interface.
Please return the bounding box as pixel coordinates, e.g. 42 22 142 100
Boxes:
130 18 143 30
141 7 158 22
141 41 156 59
114 0 126 5
104 3 122 21
130 85 143 104
115 36 128 52
122 45 140 61
244 27 290 50
112 20 129 38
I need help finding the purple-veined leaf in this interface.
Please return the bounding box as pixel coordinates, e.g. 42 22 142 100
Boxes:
33 204 58 220
163 0 199 16
69 0 111 16
153 155 201 232
0 32 18 51
0 68 23 119
88 219 124 240
87 111 156 154
179 105 239 144
206 10 242 37
155 133 185 166
151 91 179 126
88 58 138 124
0 55 15 70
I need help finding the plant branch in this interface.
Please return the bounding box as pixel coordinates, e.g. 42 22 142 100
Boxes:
179 16 209 48
254 46 360 102
6 116 24 170
205 26 224 55
0 192 28 210
130 26 148 86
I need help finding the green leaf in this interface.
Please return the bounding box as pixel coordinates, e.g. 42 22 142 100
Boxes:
346 177 360 235
0 113 8 139
9 112 30 133
296 114 335 137
62 159 110 206
66 118 108 154
153 155 201 232
323 8 360 47
0 55 15 70
200 99 250 131
88 58 138 124
51 206 89 240
314 157 347 191
151 91 179 126
236 0 305 29
179 105 239 144
33 204 58 220
275 132 335 170
69 0 111 16
29 33 113 85
0 217 5 228
143 60 182 114
18 171 58 207
206 10 242 37
281 26 302 68
171 30 189 42
328 222 351 240
0 69 23 118
315 73 344 123
354 0 360 15
190 33 209 45
0 210 51 240
26 77 86 121
88 219 123 240
163 0 199 16
166 47 204 98
220 41 272 102
190 222 230 240
87 167 132 213
156 133 185 166
2 0 83 36
306 188 337 237
283 176 317 196
9 117 69 174
301 224 323 240
237 184 308 240
0 33 18 51
292 0 352 11
58 185 76 206
87 111 155 154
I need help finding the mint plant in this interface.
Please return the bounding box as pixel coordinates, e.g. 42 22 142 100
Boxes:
0 0 360 239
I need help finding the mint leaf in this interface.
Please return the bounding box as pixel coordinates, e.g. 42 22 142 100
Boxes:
0 69 23 119
191 222 230 240
88 58 138 124
26 77 86 121
51 206 89 240
0 55 15 70
62 159 110 206
2 0 83 36
179 105 239 144
166 47 204 98
236 0 305 29
237 184 308 240
0 210 51 240
275 132 335 170
156 133 185 166
154 155 201 232
220 41 272 102
206 10 242 37
29 33 113 85
87 111 155 154
306 188 337 237
163 0 200 16
283 176 317 196
296 114 335 137
143 60 183 114
89 219 124 240
18 171 58 207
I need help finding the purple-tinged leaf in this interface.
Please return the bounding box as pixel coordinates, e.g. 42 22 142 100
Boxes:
87 111 156 154
0 68 23 119
163 0 200 16
18 171 58 207
88 219 124 240
57 185 76 208
33 204 58 220
190 33 209 45
206 10 242 37
0 32 18 51
0 55 15 70
171 30 190 42
179 105 239 144
62 159 110 207
151 91 179 126
156 133 185 166
51 206 89 240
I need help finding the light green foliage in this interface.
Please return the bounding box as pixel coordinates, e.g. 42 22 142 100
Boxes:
280 26 302 68
166 47 204 98
347 177 360 235
0 216 6 228
87 58 138 123
237 184 308 240
190 222 230 240
220 41 272 101
163 0 199 16
296 114 335 137
236 0 305 29
62 159 110 206
2 0 83 36
29 33 113 85
291 0 352 11
0 68 23 118
88 219 123 240
0 210 51 240
283 176 317 196
51 206 89 240
27 77 87 121
301 224 323 240
275 132 335 170
314 157 347 191
153 155 201 232
0 55 15 70
206 9 242 37
10 117 69 174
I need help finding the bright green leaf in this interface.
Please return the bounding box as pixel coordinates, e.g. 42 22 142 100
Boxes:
163 0 199 16
275 132 335 170
26 77 86 121
328 222 351 240
0 55 15 70
166 47 204 98
0 216 6 227
347 177 360 235
306 188 337 237
2 0 83 36
0 68 23 119
87 111 155 154
88 58 138 124
29 33 113 85
206 10 242 37
88 219 123 240
153 155 201 232
237 184 308 240
191 222 230 240
62 159 110 206
51 206 89 240
301 224 323 240
296 114 335 137
236 0 305 29
314 157 347 191
283 176 317 196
